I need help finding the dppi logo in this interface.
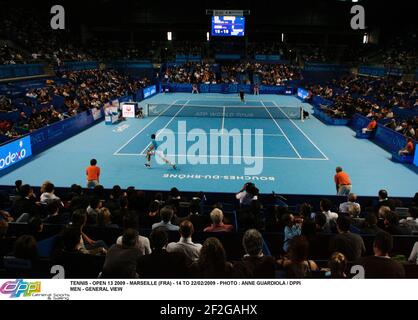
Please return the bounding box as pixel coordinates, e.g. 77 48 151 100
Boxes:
0 140 28 169
0 280 41 298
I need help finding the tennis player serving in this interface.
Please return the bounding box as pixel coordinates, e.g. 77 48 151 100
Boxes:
144 134 176 169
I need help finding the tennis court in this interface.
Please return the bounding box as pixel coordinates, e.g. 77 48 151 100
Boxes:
0 93 416 196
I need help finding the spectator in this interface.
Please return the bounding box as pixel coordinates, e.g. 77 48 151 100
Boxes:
152 206 179 231
184 198 211 232
233 229 276 278
329 215 365 261
339 193 361 216
334 167 352 196
398 137 415 156
137 228 187 278
116 215 151 256
96 207 118 228
325 252 347 278
141 200 161 228
190 237 233 278
357 231 405 278
314 212 329 233
374 190 393 212
362 117 377 134
86 197 103 225
361 213 384 235
12 235 38 263
166 220 202 262
204 208 233 233
40 182 61 205
399 207 418 233
43 200 67 225
384 211 411 235
408 242 418 265
282 214 303 252
277 236 319 278
299 203 314 220
12 184 39 221
320 199 339 223
11 180 22 196
28 216 44 241
238 199 263 231
101 229 142 278
86 159 100 189
70 210 107 255
236 183 259 207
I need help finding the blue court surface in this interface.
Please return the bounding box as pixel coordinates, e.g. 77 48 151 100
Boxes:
0 93 416 196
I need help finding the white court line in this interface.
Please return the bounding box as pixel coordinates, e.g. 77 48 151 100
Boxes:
114 153 328 161
202 96 265 102
159 102 264 108
139 100 191 155
221 106 225 133
174 132 284 137
113 99 181 155
260 101 302 159
272 101 329 160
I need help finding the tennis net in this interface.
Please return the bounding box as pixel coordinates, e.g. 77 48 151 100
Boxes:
146 104 303 120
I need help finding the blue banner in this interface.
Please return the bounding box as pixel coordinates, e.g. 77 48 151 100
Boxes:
304 63 349 72
143 85 157 99
350 113 371 131
358 66 386 77
215 54 241 60
0 136 32 171
0 64 44 79
30 112 95 154
297 88 309 100
374 125 409 154
255 55 281 62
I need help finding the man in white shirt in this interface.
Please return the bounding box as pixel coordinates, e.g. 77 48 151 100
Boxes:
116 231 151 256
40 182 62 205
320 199 338 222
166 220 202 262
339 193 361 217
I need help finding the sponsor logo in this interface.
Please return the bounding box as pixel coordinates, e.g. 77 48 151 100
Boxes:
0 136 32 170
0 280 41 298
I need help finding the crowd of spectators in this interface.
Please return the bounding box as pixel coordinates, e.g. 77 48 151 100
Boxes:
164 63 217 84
0 70 151 140
164 62 301 85
308 75 418 140
0 180 417 279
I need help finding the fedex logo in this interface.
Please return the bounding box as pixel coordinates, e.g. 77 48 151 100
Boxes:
0 136 32 171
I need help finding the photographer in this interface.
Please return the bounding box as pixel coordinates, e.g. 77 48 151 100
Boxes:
236 183 259 208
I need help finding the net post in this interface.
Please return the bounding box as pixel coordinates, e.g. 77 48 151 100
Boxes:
300 107 304 122
146 104 150 117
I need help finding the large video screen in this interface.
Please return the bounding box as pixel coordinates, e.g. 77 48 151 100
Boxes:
211 16 245 37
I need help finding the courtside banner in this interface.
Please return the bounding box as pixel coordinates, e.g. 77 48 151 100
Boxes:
0 279 416 300
0 136 32 171
121 102 136 118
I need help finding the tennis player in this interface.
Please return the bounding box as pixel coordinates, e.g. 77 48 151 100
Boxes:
239 89 245 102
144 134 176 169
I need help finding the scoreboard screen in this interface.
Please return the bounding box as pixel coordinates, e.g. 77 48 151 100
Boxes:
211 16 245 37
